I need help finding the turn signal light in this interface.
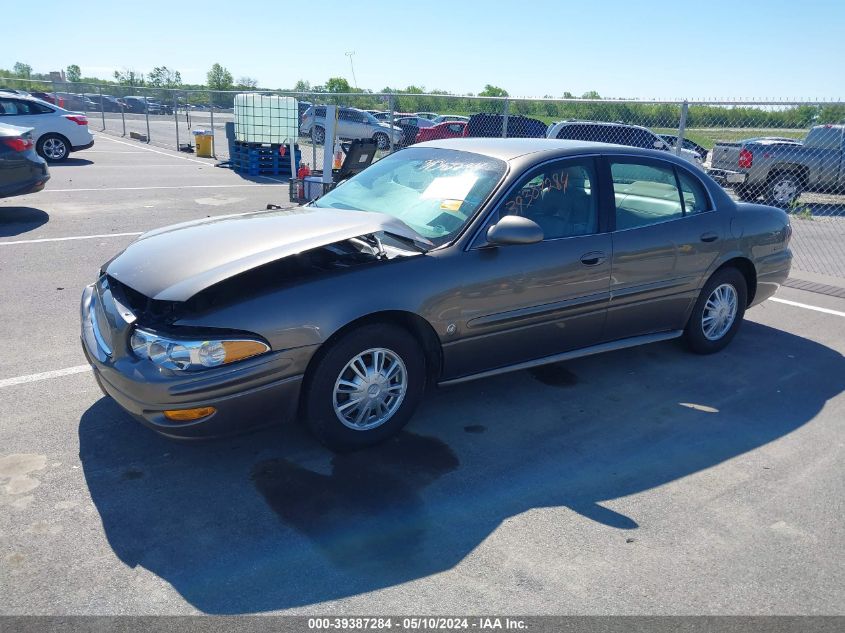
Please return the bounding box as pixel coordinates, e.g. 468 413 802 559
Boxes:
163 407 216 422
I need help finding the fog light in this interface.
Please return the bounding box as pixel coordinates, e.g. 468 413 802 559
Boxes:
163 407 216 422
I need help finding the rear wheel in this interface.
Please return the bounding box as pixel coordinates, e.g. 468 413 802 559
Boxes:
685 268 747 354
37 134 70 162
303 324 426 451
767 171 803 208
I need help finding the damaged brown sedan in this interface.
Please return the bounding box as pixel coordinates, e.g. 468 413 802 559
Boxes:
81 139 792 450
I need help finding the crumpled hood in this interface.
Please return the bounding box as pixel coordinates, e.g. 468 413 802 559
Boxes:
104 207 424 301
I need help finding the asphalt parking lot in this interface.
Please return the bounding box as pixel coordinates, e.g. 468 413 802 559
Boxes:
1 136 843 615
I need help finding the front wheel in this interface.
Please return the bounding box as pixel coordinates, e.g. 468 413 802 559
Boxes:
311 126 325 145
37 134 70 162
303 324 426 451
685 268 747 354
373 132 390 150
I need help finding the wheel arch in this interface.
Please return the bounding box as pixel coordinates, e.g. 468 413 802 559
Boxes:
302 310 443 394
768 163 809 187
712 256 757 307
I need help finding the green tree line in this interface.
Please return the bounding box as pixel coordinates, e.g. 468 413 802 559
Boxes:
2 63 843 127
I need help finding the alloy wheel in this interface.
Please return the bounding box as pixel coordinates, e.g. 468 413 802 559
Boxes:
332 348 408 431
42 137 67 160
702 283 738 341
772 177 798 206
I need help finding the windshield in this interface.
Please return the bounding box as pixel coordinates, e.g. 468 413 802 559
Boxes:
313 148 507 245
364 112 382 125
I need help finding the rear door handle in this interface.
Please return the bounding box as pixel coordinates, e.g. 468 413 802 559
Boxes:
700 232 719 243
580 251 607 266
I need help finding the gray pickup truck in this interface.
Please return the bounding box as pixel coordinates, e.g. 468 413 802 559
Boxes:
709 124 845 206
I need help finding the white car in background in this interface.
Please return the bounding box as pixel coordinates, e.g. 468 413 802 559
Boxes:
546 120 703 169
0 92 94 162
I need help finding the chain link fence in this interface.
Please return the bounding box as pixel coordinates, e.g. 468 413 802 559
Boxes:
2 77 843 281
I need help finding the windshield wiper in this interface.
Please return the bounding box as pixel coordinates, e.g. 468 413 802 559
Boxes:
381 230 433 253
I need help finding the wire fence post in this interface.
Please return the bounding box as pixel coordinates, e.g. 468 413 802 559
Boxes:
51 80 58 109
144 95 151 143
388 95 395 153
502 98 509 138
99 85 106 131
310 93 317 168
173 92 180 150
676 100 689 157
120 97 126 136
209 92 215 157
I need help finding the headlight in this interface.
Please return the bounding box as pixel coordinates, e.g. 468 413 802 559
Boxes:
129 328 269 371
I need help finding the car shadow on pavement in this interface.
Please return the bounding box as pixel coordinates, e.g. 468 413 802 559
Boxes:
49 158 94 167
0 207 49 237
79 321 845 613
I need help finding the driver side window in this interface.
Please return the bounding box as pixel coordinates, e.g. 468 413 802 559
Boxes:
499 159 599 240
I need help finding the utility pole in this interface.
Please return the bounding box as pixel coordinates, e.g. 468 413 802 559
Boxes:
345 51 358 89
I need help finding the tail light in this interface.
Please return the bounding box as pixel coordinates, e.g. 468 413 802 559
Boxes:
64 114 88 126
738 148 753 169
2 136 34 152
58 97 65 108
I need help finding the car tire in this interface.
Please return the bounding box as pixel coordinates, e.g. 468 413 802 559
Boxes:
37 134 70 162
685 267 747 355
766 171 803 208
303 323 426 451
311 126 325 145
373 132 389 150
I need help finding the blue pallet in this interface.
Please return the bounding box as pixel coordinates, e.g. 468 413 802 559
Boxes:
228 142 300 176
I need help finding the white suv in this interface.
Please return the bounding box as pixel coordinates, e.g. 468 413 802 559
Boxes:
546 121 703 169
0 92 94 162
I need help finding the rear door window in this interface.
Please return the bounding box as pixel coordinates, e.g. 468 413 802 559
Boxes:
610 160 684 230
676 169 711 214
805 126 842 150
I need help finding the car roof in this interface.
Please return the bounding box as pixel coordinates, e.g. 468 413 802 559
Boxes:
555 120 651 131
414 137 691 164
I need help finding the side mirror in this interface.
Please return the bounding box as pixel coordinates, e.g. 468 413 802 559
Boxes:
487 215 544 246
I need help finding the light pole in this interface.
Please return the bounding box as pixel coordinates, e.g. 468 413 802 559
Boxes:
345 51 358 89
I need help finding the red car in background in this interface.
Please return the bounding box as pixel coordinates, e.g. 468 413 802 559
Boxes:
415 120 466 143
29 91 65 108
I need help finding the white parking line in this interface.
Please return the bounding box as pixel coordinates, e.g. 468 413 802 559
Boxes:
0 232 142 246
770 297 845 318
0 365 90 389
42 184 285 193
92 133 211 165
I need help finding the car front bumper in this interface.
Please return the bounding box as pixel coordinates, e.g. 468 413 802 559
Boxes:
80 283 312 439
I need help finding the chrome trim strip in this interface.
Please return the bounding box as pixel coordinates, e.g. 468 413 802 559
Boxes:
466 290 610 328
438 330 683 386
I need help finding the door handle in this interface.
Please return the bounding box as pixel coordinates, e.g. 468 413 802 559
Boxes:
700 232 719 243
580 251 607 266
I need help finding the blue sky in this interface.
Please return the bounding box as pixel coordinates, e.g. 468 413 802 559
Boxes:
3 0 844 99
